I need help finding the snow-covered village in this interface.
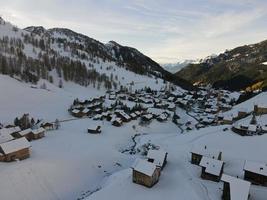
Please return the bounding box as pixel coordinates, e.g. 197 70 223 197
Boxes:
1 1 267 200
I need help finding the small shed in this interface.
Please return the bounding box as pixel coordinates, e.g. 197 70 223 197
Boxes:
221 174 250 200
71 109 83 118
41 122 54 130
199 156 224 182
111 117 123 127
147 149 168 170
141 114 153 122
31 127 45 140
243 161 267 186
132 159 160 188
0 137 31 162
88 126 101 134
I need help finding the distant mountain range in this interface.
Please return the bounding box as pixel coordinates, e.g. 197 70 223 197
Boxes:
0 17 194 90
162 59 199 73
176 40 267 91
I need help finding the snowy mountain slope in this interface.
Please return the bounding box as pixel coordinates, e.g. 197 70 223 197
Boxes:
0 17 193 91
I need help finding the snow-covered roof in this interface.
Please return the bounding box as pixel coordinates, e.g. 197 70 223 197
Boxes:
147 149 167 167
248 124 257 132
82 108 90 113
0 133 14 144
72 109 80 114
0 137 31 154
0 126 21 135
199 156 224 176
191 146 220 159
31 127 45 135
244 161 267 176
221 174 250 200
132 159 157 177
143 114 153 120
18 128 32 136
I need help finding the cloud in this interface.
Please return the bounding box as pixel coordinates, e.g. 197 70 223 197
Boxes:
0 0 267 63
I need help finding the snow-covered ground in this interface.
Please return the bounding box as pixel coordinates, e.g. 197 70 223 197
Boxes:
1 74 267 200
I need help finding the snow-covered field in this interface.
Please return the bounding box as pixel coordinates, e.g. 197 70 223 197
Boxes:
1 75 267 200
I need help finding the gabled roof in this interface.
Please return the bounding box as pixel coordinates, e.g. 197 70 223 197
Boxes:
0 133 14 144
31 127 45 135
191 146 220 159
221 174 250 200
132 159 157 177
0 126 21 135
0 137 31 154
147 149 167 167
244 161 267 176
200 156 224 176
18 128 32 136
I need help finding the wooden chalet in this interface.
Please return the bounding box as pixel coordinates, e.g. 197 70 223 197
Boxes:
141 114 153 122
199 156 224 182
147 149 168 170
41 122 54 130
14 128 32 140
254 104 267 115
243 161 267 186
71 109 84 118
222 115 233 125
115 110 131 122
31 128 45 140
132 159 160 188
221 174 250 200
157 112 169 122
190 146 222 165
130 112 138 120
15 128 45 141
111 117 123 127
0 137 31 162
88 126 101 134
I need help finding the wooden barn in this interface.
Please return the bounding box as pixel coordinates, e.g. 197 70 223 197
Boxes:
31 128 45 140
221 174 250 200
132 159 160 188
190 146 222 165
147 149 168 170
0 137 31 162
243 161 267 186
88 126 101 134
199 156 224 182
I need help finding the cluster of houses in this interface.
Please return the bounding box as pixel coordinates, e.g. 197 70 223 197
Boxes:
0 126 46 162
68 89 181 128
190 145 267 200
132 149 168 188
231 105 267 136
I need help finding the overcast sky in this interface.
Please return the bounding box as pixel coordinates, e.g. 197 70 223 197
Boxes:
0 0 267 63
